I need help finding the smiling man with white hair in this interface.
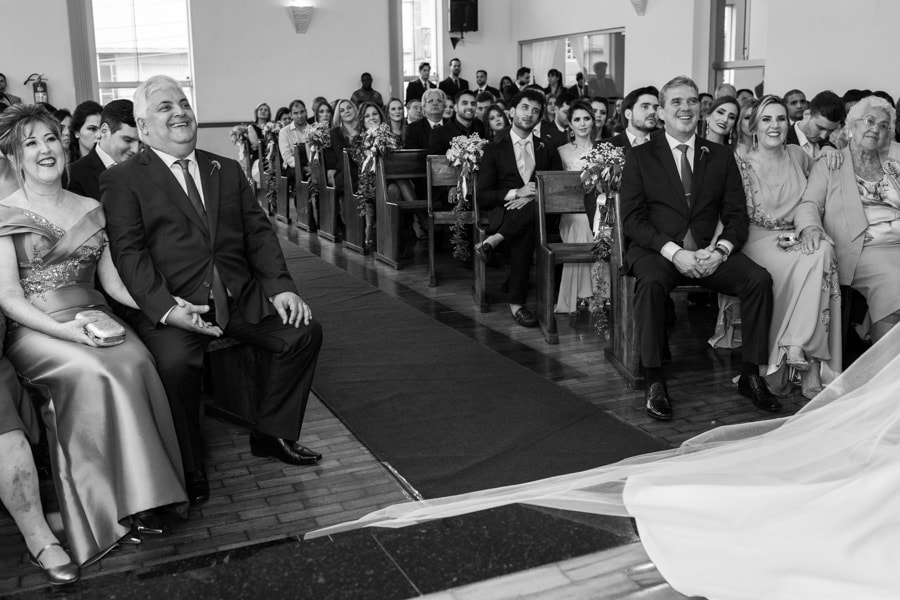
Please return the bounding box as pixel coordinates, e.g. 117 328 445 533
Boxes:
100 75 324 506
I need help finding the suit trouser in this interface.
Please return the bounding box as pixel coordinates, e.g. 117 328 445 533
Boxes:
495 202 536 305
631 252 772 369
127 300 323 473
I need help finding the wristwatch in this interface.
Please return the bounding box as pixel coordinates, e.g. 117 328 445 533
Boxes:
713 244 730 261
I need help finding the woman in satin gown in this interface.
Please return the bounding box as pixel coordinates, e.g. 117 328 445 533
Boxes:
0 104 187 566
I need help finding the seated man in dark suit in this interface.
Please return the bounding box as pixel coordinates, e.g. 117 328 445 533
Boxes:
619 75 776 421
406 62 437 103
540 91 573 150
428 90 483 155
405 88 447 150
438 58 469 101
786 90 844 159
475 89 563 327
66 99 140 200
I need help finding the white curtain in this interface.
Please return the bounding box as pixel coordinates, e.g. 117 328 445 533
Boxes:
530 39 560 88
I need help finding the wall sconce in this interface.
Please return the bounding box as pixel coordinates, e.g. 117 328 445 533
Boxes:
630 0 647 16
287 5 314 33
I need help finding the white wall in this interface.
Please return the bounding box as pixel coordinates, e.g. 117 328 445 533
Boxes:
437 0 516 91
0 0 78 110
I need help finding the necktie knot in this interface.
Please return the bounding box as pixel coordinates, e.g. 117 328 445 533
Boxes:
175 158 190 171
676 144 690 156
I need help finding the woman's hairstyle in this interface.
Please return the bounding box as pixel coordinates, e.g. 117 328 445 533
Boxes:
332 99 357 130
356 102 385 132
0 104 63 188
69 99 103 160
499 76 514 89
253 102 271 124
274 106 290 123
310 97 330 122
707 95 741 146
845 95 896 139
386 97 404 120
483 103 510 140
567 98 596 140
736 98 759 149
53 108 72 124
747 95 788 138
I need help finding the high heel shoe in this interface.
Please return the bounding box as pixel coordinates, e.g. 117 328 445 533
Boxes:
785 346 809 371
29 542 80 585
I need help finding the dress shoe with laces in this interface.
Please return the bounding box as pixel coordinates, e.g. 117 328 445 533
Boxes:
645 382 673 421
511 306 538 327
186 470 210 505
290 442 322 462
738 374 782 412
250 431 319 465
29 542 80 586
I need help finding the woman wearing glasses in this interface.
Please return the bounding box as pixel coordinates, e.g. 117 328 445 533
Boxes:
797 95 900 343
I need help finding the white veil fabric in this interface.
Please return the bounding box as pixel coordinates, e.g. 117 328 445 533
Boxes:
307 325 900 599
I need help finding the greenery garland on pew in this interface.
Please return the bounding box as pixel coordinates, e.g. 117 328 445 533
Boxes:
580 142 625 337
306 122 331 198
445 133 488 261
354 124 399 216
262 121 282 215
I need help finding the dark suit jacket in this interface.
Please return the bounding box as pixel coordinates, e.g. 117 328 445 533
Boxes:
405 79 436 102
427 117 483 155
473 86 501 100
404 118 446 150
786 123 835 152
476 130 564 234
568 83 589 98
438 77 470 100
618 134 747 272
66 147 106 200
101 147 297 325
540 122 569 152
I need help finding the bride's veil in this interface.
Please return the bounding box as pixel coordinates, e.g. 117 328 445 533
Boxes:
307 323 900 539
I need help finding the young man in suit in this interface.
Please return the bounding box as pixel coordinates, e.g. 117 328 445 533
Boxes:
540 91 573 151
101 76 323 505
619 76 776 421
438 58 469 101
66 99 140 200
405 62 437 103
786 90 844 158
428 90 482 155
473 69 501 100
475 88 563 327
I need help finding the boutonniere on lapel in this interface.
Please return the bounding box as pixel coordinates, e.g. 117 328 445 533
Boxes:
210 160 221 175
699 146 709 160
535 140 545 152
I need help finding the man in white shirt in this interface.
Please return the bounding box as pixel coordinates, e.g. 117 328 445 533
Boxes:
619 76 776 421
473 69 500 99
67 99 140 200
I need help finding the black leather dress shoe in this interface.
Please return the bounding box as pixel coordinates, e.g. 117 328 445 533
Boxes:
512 306 538 327
738 374 782 412
290 442 322 462
475 241 494 262
187 470 210 505
645 382 673 421
250 432 319 465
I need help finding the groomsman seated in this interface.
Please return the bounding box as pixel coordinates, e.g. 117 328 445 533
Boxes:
428 90 483 155
475 89 563 327
618 76 776 421
66 99 140 200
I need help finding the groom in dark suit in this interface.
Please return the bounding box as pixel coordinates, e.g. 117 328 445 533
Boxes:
619 75 776 420
101 75 323 505
476 88 563 327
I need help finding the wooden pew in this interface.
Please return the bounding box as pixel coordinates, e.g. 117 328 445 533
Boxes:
426 155 487 311
534 171 597 344
271 146 292 225
241 138 255 191
604 193 705 388
294 144 317 232
254 143 266 210
341 149 368 254
374 150 429 269
313 148 341 243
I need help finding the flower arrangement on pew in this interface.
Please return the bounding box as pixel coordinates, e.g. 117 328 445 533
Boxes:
262 121 282 214
229 124 251 183
355 123 398 216
445 133 488 261
580 142 626 337
306 122 331 197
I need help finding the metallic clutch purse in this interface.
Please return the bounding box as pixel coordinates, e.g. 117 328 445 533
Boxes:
76 310 126 347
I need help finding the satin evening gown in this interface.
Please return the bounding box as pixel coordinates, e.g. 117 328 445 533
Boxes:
0 205 188 565
555 144 594 313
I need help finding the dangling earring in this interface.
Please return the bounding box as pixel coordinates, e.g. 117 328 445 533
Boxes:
751 133 758 150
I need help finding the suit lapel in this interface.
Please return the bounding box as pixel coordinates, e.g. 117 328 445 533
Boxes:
195 151 220 242
140 148 210 236
691 141 708 206
497 134 524 187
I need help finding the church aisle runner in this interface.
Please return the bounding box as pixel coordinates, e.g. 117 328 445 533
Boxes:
284 247 665 498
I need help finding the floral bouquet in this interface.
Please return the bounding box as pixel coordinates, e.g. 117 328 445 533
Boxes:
580 142 625 338
262 121 282 215
445 133 488 261
356 124 399 215
230 124 249 163
306 122 332 197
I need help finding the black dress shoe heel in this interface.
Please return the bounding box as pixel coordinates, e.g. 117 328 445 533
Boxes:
645 381 673 421
738 374 782 412
186 470 210 505
251 431 320 466
29 542 80 586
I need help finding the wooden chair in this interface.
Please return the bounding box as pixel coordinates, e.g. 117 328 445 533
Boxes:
425 156 487 310
342 149 368 254
604 193 705 388
294 144 316 232
313 148 341 243
374 150 429 269
534 171 597 344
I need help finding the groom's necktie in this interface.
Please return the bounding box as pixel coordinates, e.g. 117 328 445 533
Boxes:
675 144 697 251
176 159 230 329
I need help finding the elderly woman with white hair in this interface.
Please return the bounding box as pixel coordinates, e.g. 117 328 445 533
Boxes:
796 95 900 341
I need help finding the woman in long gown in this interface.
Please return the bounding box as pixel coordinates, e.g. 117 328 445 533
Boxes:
736 95 841 397
0 104 187 566
308 311 900 599
555 99 596 314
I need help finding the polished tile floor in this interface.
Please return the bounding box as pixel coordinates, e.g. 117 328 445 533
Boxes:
0 221 806 598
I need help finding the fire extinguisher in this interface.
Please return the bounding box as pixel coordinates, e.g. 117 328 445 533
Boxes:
24 73 48 104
